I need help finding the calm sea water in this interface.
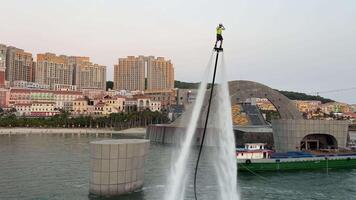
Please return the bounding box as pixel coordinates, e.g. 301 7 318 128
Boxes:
0 133 356 200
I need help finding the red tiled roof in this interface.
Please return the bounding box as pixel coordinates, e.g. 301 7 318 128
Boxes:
344 112 356 118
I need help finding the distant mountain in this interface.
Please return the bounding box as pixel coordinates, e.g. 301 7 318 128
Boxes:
174 80 334 103
174 80 200 89
277 90 334 104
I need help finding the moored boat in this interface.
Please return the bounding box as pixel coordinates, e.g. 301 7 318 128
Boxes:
236 143 356 172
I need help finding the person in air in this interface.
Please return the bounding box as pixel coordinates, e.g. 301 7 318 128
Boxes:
214 24 225 49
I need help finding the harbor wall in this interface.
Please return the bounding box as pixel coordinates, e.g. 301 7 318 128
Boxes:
272 119 349 152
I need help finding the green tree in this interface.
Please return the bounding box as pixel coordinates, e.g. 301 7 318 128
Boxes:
106 81 114 91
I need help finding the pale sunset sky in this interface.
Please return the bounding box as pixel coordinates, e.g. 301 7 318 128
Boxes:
0 0 355 103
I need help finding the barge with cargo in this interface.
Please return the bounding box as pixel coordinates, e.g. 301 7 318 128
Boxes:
237 143 356 172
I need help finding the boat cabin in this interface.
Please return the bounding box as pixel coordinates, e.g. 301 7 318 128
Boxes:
236 143 272 159
245 143 266 150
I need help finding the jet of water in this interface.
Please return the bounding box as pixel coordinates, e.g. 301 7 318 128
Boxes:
164 51 240 200
212 53 240 200
164 52 214 200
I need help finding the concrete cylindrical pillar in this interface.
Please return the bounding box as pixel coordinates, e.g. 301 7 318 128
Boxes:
89 139 149 196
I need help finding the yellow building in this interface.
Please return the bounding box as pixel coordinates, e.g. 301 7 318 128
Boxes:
294 100 322 113
72 98 89 115
93 101 120 115
70 56 106 90
35 53 73 87
255 98 277 111
114 56 145 91
102 96 126 112
321 102 351 114
147 56 174 90
114 56 174 91
30 101 57 117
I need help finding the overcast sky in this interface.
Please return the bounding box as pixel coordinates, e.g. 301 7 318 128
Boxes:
0 0 355 103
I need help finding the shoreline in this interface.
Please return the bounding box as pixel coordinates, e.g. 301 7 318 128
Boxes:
0 127 147 137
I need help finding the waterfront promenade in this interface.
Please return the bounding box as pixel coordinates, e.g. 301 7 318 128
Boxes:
0 127 146 137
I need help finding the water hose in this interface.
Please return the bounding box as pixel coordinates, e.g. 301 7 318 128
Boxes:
193 48 221 200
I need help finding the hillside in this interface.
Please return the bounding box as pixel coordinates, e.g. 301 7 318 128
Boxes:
174 80 334 103
277 90 334 104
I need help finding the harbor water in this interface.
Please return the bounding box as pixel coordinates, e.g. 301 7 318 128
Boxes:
0 134 356 200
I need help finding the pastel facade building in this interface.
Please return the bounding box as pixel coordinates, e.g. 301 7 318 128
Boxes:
9 88 83 111
13 101 58 117
53 90 83 110
35 53 73 87
73 98 89 115
82 88 106 99
12 80 50 90
114 56 146 91
71 56 106 90
0 88 9 107
30 101 57 117
146 56 174 90
294 100 322 113
5 46 33 84
124 98 138 112
0 44 6 88
321 102 351 114
255 98 277 111
114 56 174 91
14 103 32 116
102 96 126 113
144 89 176 111
53 84 77 91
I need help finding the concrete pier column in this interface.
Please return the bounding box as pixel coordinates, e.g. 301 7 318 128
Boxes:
89 139 149 196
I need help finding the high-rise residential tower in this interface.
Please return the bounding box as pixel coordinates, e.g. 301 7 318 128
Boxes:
35 53 73 87
114 56 146 91
5 46 33 85
0 44 7 87
147 56 174 90
114 56 174 91
70 56 106 90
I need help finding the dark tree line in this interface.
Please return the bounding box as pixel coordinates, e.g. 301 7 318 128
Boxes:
0 111 169 129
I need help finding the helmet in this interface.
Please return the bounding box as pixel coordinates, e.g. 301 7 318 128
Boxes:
219 23 223 27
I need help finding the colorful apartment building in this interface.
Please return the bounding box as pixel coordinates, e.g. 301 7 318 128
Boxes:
0 44 6 88
321 102 351 114
35 53 73 87
294 100 322 113
9 88 83 112
5 46 34 84
144 89 175 111
0 88 9 107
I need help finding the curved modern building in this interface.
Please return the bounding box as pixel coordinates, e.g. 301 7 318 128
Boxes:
147 80 350 152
